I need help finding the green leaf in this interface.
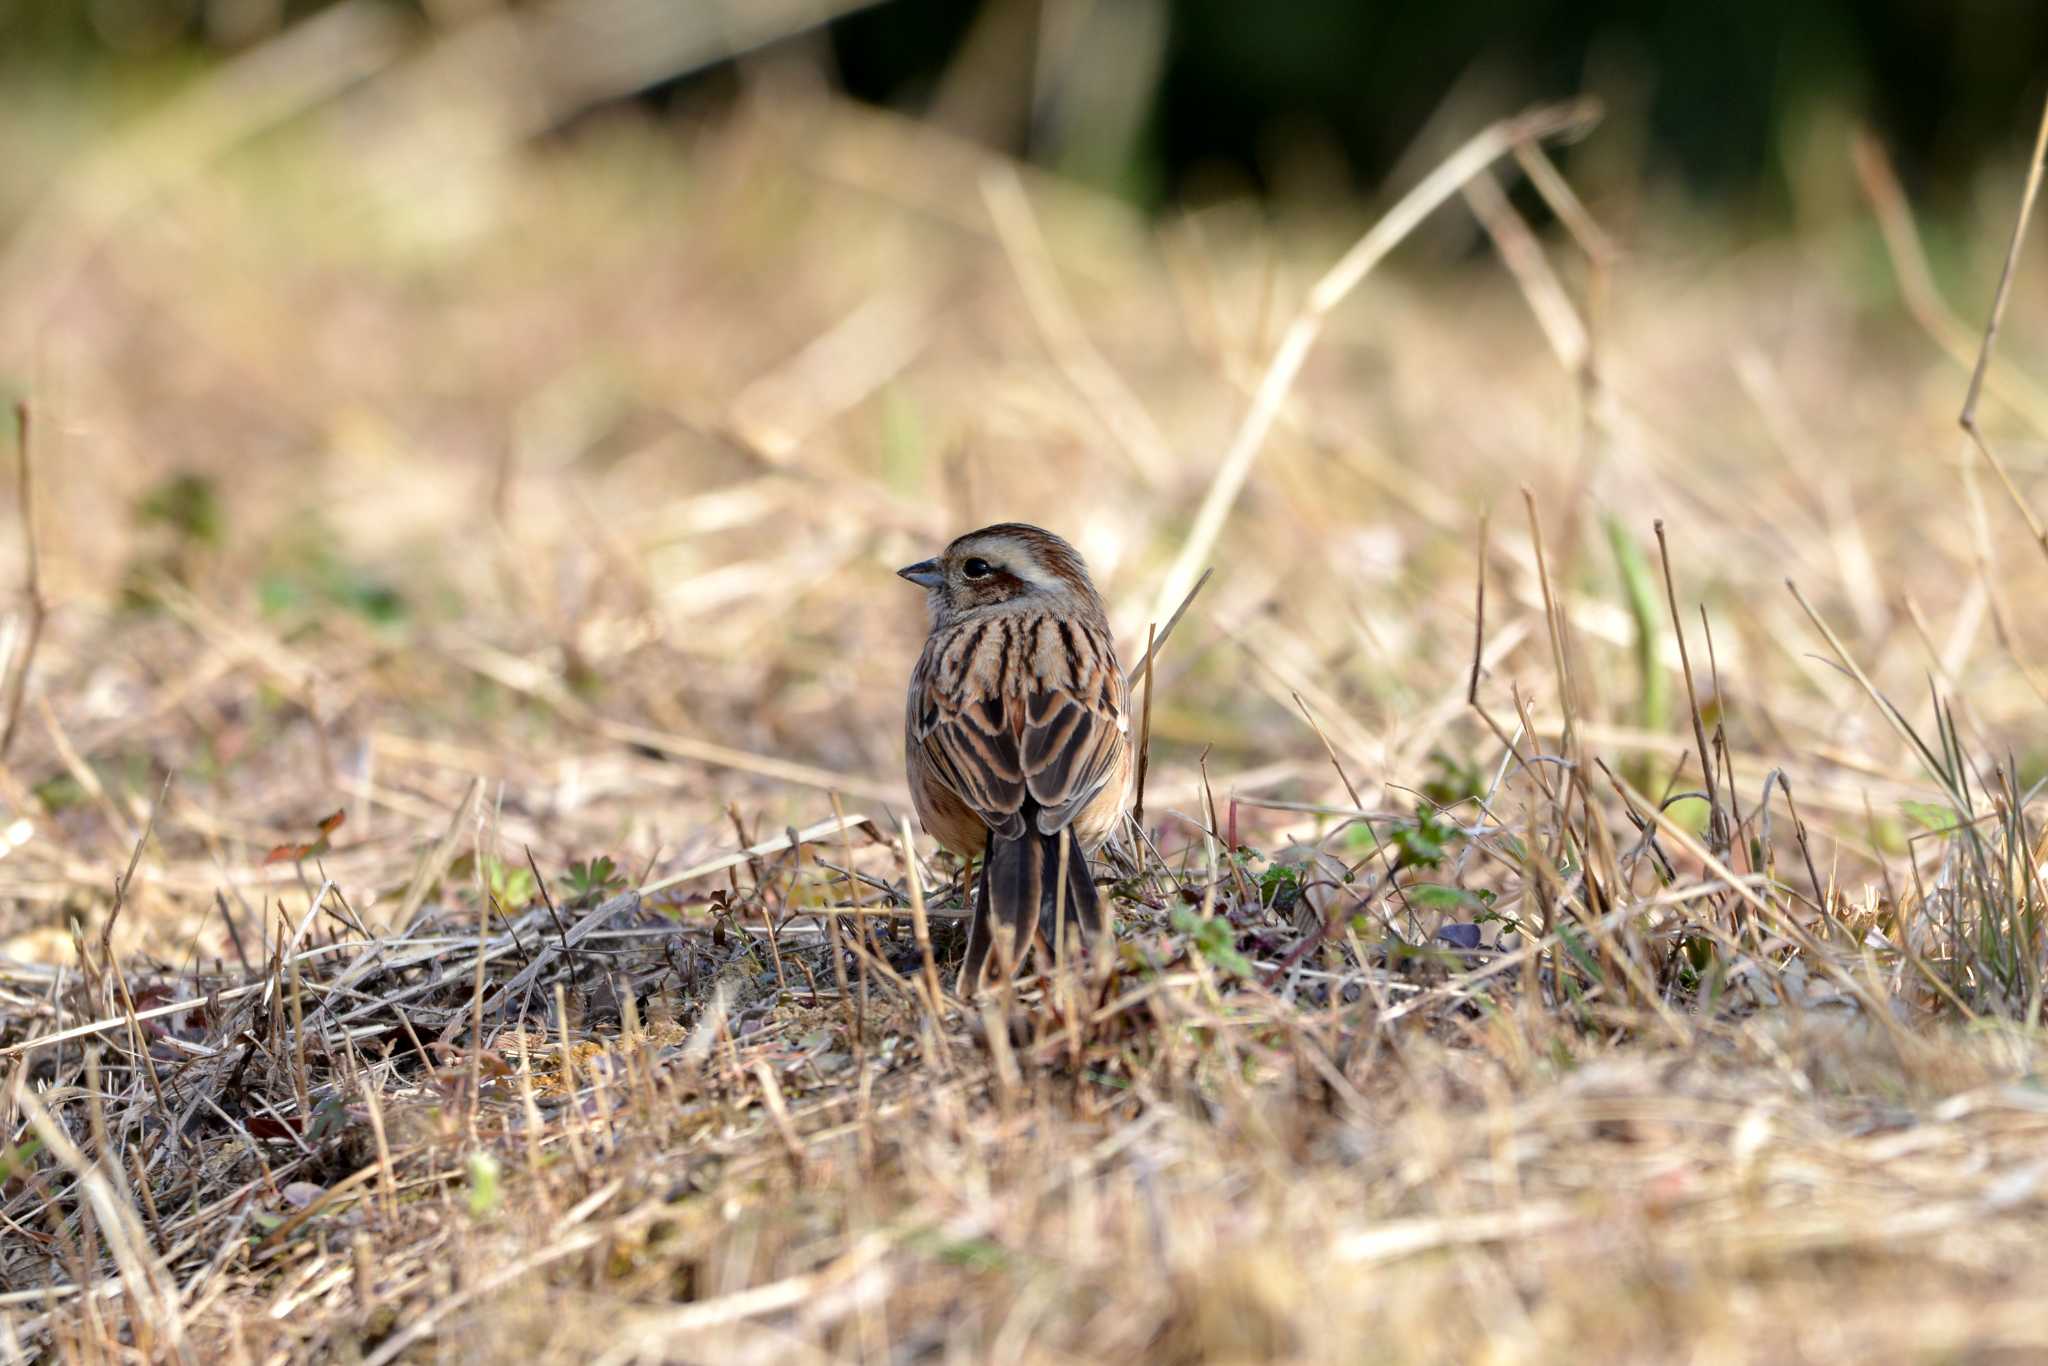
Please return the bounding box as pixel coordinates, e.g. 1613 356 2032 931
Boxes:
305 1094 350 1143
1392 811 1452 868
1557 922 1604 984
566 855 625 905
1257 862 1299 895
254 525 407 628
0 1137 41 1181
904 1226 1015 1271
933 1236 1011 1271
483 857 537 912
136 472 224 546
1169 906 1254 978
1900 800 1961 836
1603 515 1670 781
1420 751 1487 808
33 776 85 814
1663 795 1711 836
466 1151 501 1218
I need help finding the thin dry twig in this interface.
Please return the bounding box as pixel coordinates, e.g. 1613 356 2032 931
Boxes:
981 163 1174 487
0 402 46 762
1150 97 1601 623
1957 93 2048 569
12 1086 190 1364
1132 622 1159 833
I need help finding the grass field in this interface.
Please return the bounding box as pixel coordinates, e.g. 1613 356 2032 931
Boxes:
5 14 2048 1363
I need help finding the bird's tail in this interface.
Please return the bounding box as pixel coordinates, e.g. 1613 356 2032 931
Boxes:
961 825 1100 992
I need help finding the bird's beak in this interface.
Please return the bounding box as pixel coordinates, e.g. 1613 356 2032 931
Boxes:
896 558 944 589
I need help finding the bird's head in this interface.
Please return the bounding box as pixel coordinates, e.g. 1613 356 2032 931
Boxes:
896 522 1101 625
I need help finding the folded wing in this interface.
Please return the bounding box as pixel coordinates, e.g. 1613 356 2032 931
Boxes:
913 616 1125 839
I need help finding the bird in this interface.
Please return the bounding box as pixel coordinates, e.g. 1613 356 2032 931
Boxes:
898 523 1131 992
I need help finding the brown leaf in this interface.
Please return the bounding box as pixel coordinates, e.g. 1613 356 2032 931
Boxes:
245 1114 301 1141
263 809 347 864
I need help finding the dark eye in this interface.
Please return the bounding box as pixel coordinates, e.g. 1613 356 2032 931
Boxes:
962 557 993 579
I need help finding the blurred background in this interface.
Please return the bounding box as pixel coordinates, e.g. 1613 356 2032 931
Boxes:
0 0 2045 957
7 0 2046 214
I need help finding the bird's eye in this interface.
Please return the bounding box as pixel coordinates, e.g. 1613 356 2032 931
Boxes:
962 557 993 579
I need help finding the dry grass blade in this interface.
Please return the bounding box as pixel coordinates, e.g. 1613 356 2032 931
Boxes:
1124 567 1211 687
1462 169 1587 370
1292 691 1365 811
395 777 482 932
898 817 952 1027
1149 97 1601 623
981 164 1175 486
1956 93 2048 571
1657 521 1726 851
1959 93 2048 437
639 814 869 896
0 402 46 762
10 1086 190 1364
597 717 907 805
1132 621 1159 832
1852 128 2048 434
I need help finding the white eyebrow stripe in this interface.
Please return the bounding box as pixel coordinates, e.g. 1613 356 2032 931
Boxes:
965 538 1061 590
1005 558 1061 589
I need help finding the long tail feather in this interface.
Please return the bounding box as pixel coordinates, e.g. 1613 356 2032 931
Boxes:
961 827 1099 992
1042 831 1101 957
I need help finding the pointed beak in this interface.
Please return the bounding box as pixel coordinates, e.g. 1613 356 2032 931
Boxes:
896 558 944 589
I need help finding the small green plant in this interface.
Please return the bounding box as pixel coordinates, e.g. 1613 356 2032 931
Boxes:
137 472 224 547
466 1151 502 1218
1171 905 1254 978
0 1136 42 1182
454 855 538 913
1255 857 1300 912
491 858 537 911
1391 809 1454 869
1342 808 1459 869
1420 750 1488 809
33 775 85 814
122 471 226 608
257 531 407 627
1899 799 1960 836
564 855 627 906
1604 513 1671 793
1410 883 1494 913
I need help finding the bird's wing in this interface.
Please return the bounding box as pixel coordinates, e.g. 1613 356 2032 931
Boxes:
1020 618 1127 835
912 623 1029 841
912 614 1126 842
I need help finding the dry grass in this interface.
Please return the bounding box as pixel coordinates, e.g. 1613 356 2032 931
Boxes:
4 12 2048 1363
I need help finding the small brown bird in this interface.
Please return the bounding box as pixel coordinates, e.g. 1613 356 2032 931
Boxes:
899 523 1131 990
